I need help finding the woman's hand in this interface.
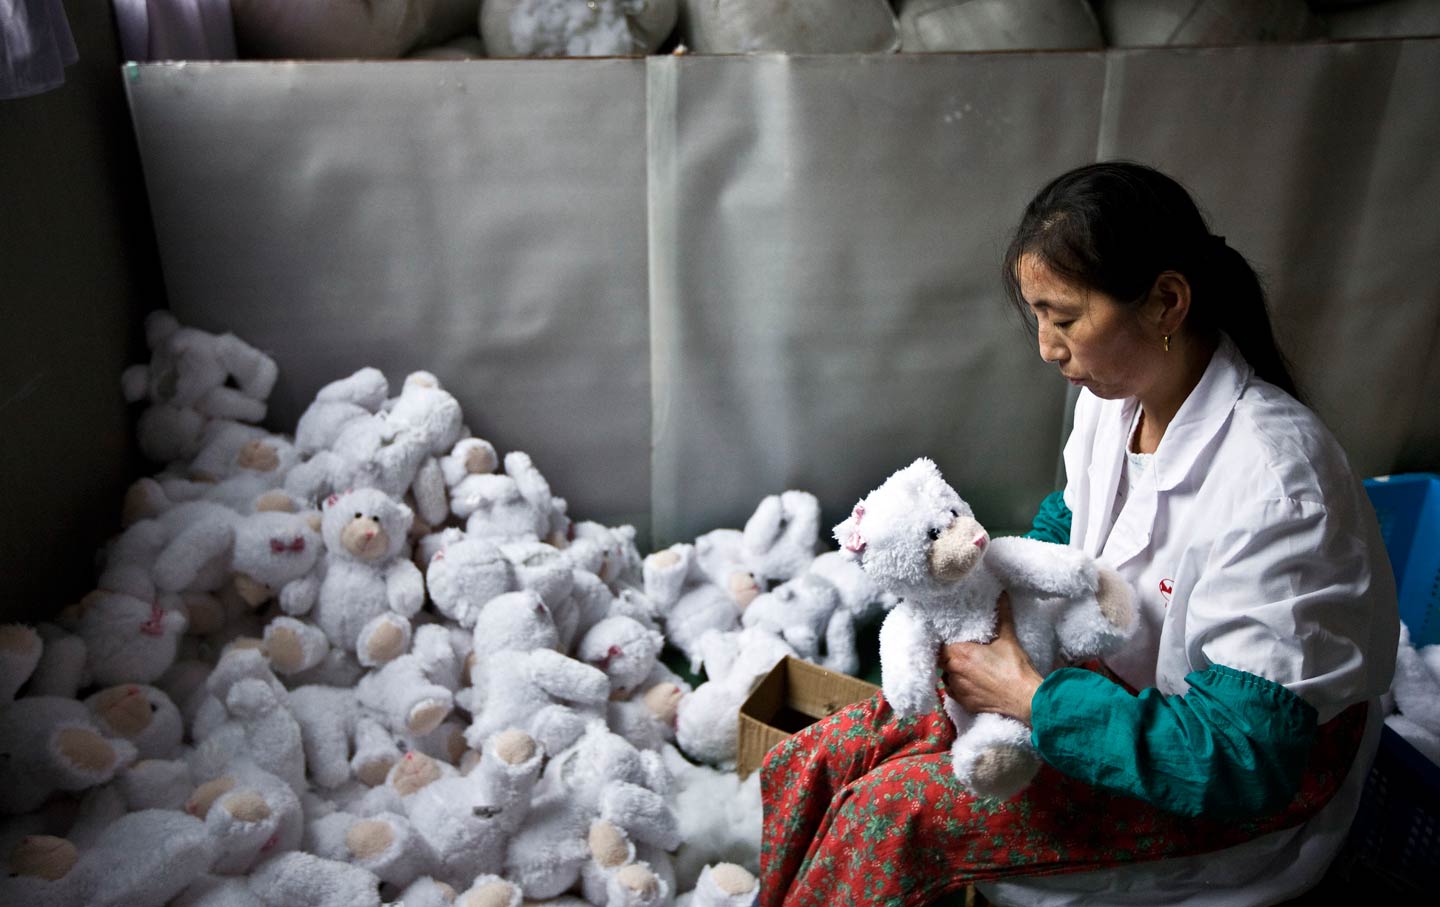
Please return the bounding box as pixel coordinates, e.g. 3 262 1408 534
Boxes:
938 592 1045 724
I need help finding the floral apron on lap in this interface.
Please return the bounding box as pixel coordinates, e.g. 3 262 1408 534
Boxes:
759 687 1365 907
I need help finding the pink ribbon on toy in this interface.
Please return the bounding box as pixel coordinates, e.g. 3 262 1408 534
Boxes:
270 537 306 554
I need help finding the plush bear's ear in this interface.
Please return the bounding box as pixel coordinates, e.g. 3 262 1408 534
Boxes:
832 503 867 558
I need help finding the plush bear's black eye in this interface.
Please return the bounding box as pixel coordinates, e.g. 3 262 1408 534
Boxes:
950 509 958 518
150 702 158 713
928 527 941 541
354 512 362 519
473 805 501 819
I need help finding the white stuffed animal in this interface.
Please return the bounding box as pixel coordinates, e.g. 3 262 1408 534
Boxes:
425 535 518 629
68 589 188 687
0 625 139 815
84 683 184 760
740 490 822 588
449 450 566 544
294 367 390 455
304 488 424 667
479 0 678 57
1385 622 1440 764
832 457 1136 799
0 809 216 907
121 310 279 465
462 591 611 756
380 370 466 526
188 648 306 797
399 730 544 890
674 627 794 767
186 760 304 876
287 685 403 790
355 623 461 740
740 570 858 676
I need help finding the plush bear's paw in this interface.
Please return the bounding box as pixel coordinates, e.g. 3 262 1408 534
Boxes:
491 729 537 766
10 835 78 881
459 878 519 907
589 819 631 869
406 698 451 736
958 743 1040 801
222 790 272 823
616 863 660 899
345 819 394 861
359 618 408 666
54 727 118 777
1096 567 1135 630
354 752 399 788
710 863 758 897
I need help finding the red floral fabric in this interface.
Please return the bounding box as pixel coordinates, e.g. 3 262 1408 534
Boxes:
759 686 1365 907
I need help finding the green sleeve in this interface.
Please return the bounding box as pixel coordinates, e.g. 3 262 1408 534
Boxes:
1030 664 1318 818
1024 491 1071 545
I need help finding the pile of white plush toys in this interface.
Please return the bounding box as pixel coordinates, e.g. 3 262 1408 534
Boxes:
1384 622 1440 766
0 310 903 907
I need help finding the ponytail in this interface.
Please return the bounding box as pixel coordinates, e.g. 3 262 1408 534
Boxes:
1003 161 1304 402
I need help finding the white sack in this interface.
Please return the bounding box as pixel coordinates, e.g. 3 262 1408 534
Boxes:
676 0 899 54
896 0 1103 52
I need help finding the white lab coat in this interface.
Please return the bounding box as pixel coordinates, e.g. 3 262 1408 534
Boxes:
982 334 1399 907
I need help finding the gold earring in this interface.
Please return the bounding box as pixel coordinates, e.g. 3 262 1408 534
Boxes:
1163 335 1171 352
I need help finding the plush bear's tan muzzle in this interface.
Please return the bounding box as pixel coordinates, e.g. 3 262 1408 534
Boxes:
928 515 989 582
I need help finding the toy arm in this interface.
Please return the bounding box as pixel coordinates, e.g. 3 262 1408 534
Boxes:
820 608 859 677
213 333 279 402
279 569 322 616
154 519 236 592
878 606 939 718
1054 567 1137 661
600 781 681 851
526 649 611 705
385 560 425 618
986 536 1098 599
410 456 449 528
285 451 344 506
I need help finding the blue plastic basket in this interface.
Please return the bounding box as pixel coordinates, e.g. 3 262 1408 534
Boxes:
1363 473 1440 647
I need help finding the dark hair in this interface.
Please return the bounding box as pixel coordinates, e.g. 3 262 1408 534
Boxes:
1002 160 1302 401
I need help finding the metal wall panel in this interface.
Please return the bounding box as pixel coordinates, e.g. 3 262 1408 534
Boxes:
1099 40 1440 480
647 52 1108 544
125 59 654 533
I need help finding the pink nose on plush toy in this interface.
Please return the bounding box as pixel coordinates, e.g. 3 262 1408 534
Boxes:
140 604 166 637
975 535 988 549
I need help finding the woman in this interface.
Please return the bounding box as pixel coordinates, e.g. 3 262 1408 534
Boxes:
759 161 1398 907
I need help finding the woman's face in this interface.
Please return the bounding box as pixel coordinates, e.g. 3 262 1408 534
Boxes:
1017 253 1157 401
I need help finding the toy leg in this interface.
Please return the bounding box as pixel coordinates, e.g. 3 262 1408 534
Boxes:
265 617 330 675
214 333 279 402
357 613 411 667
352 716 401 787
949 712 1041 801
530 704 587 756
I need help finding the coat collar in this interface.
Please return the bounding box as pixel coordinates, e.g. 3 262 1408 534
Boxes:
1147 333 1251 492
1078 334 1251 560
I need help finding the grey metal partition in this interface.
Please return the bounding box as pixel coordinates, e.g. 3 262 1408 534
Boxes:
125 41 1440 549
125 59 654 531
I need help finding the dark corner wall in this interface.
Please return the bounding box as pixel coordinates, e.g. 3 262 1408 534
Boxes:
0 2 163 623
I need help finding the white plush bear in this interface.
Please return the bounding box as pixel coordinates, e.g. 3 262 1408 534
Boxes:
741 490 822 588
121 310 279 465
607 681 686 754
576 616 667 700
425 535 517 629
68 589 188 687
304 488 424 667
84 683 184 760
691 529 762 609
674 627 794 768
688 863 760 907
740 570 857 676
480 0 678 57
399 730 544 890
449 450 563 544
133 435 305 519
462 591 611 756
287 685 402 790
355 623 461 740
380 371 466 526
807 548 897 624
189 648 306 798
510 720 677 901
294 367 390 455
567 520 642 592
831 457 1136 799
186 761 303 876
237 850 383 907
1385 622 1440 764
0 626 139 815
0 809 216 907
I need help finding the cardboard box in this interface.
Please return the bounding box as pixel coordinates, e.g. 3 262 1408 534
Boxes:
736 656 881 778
